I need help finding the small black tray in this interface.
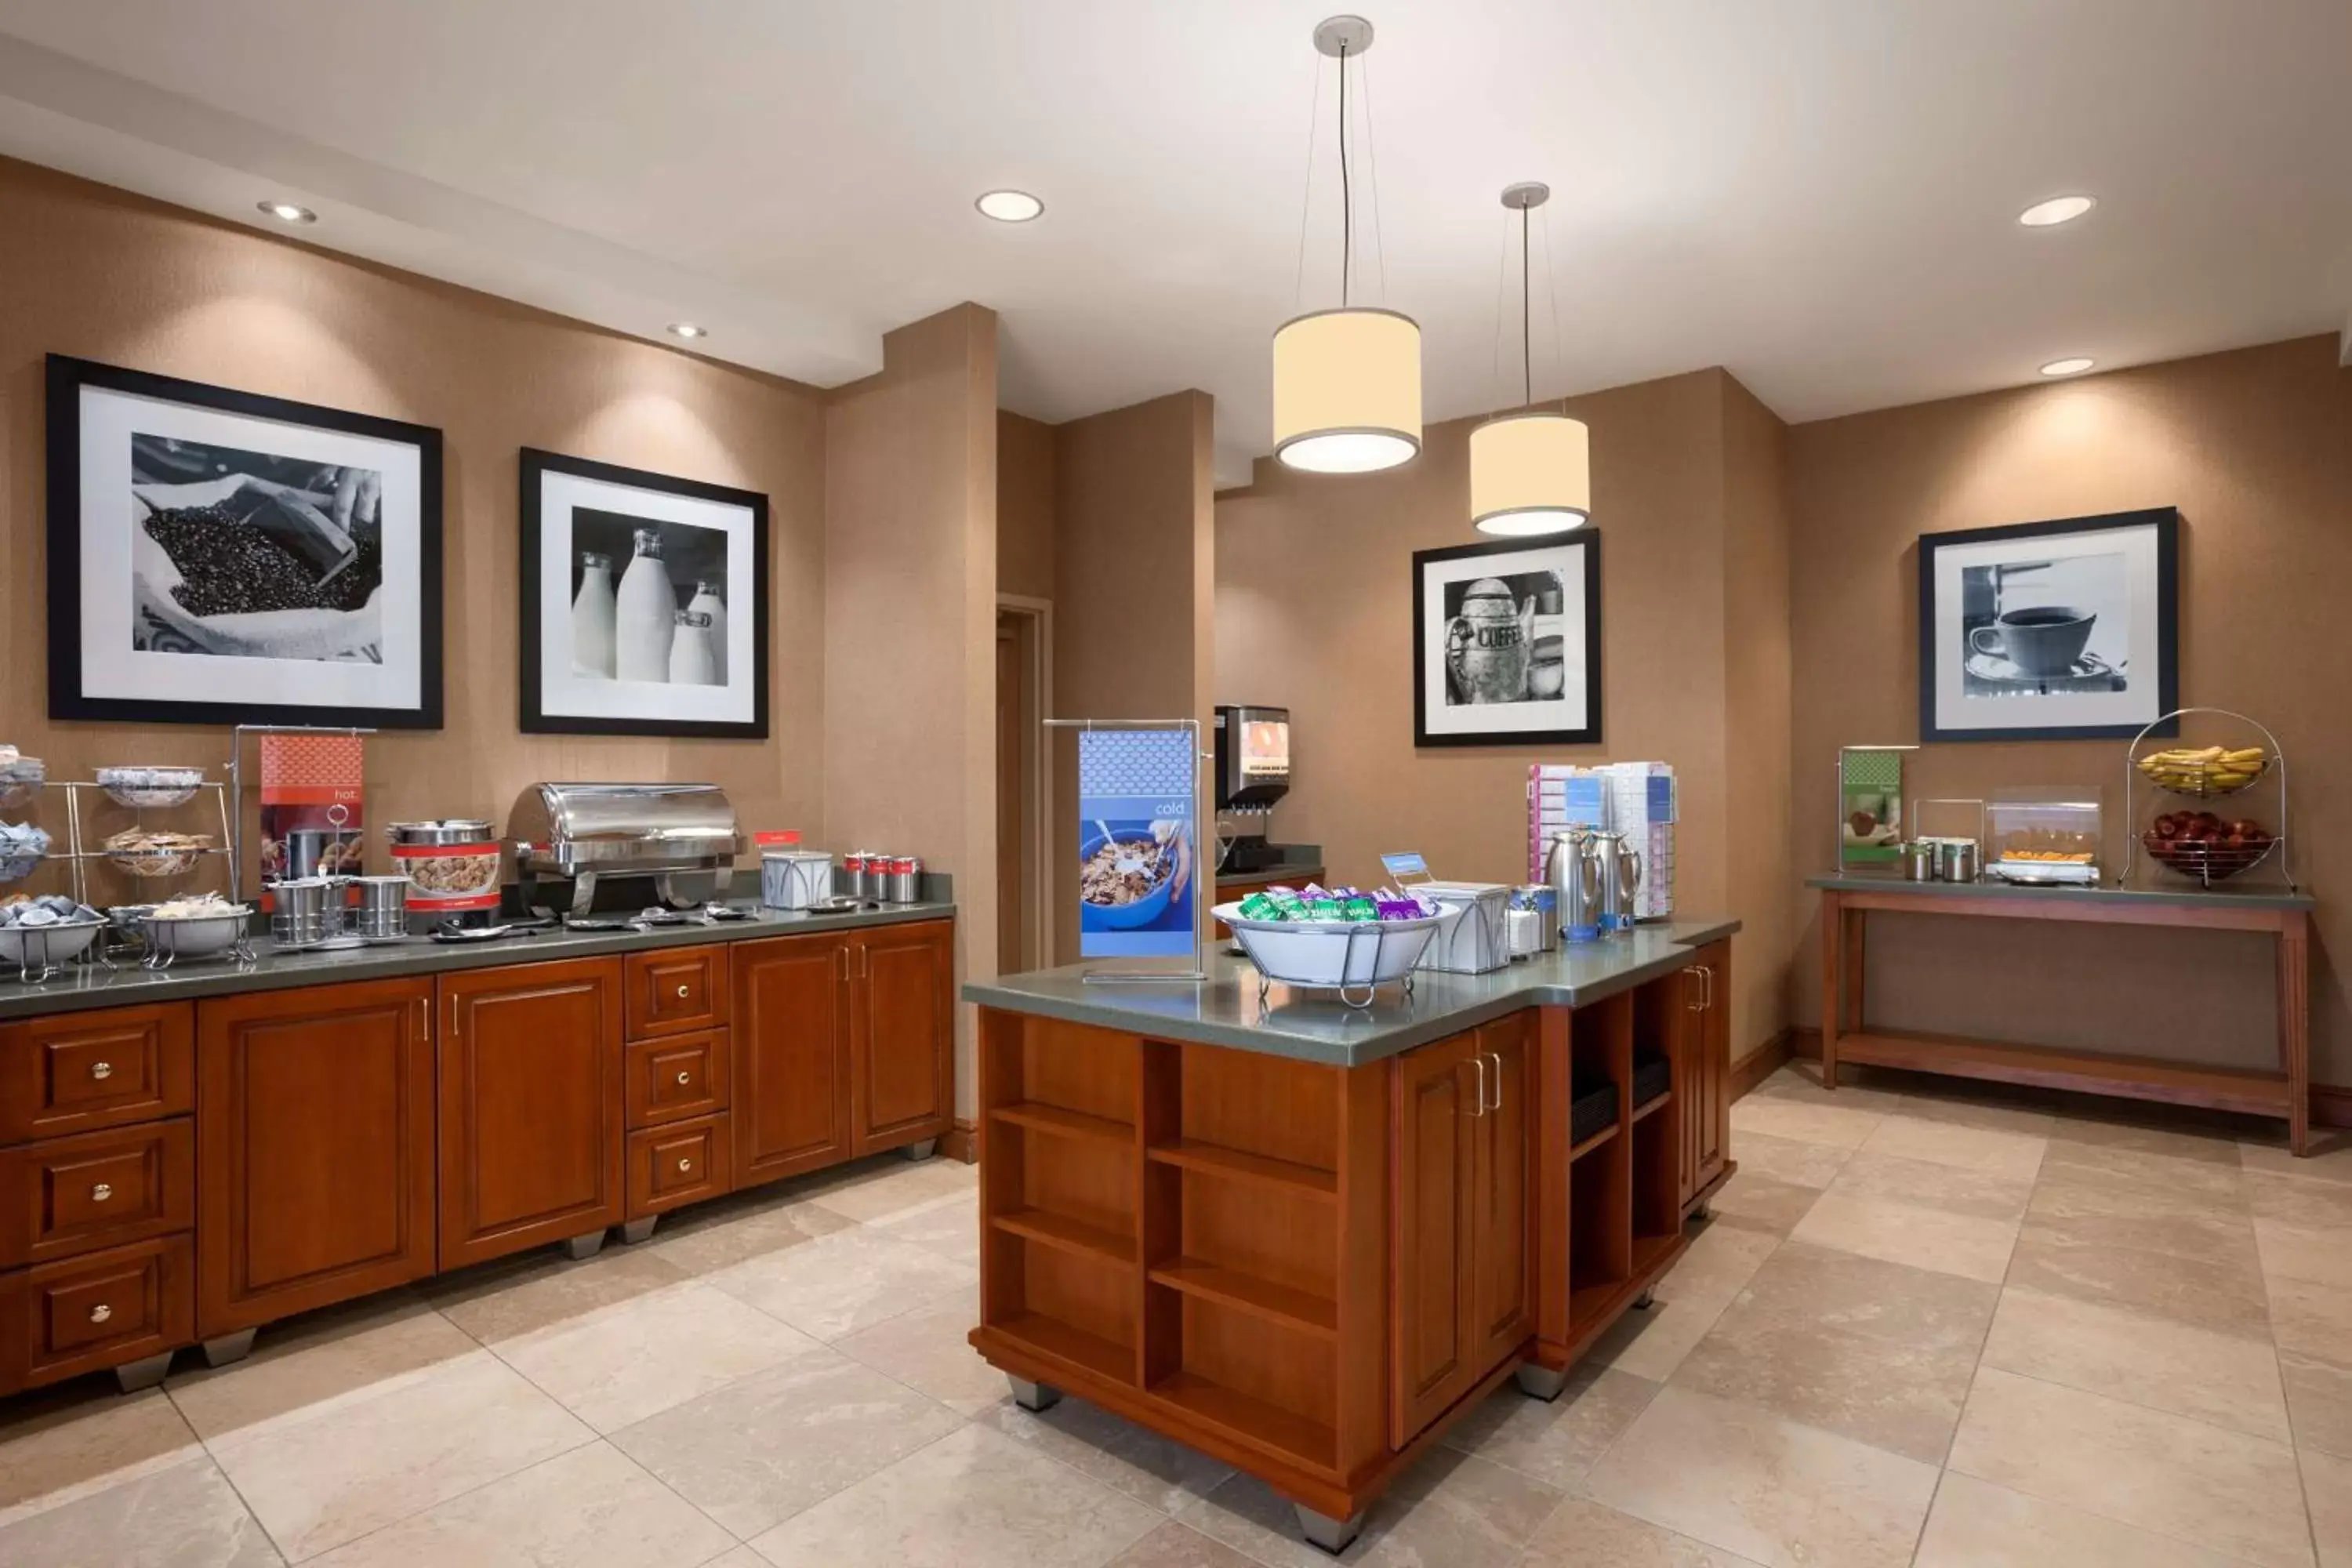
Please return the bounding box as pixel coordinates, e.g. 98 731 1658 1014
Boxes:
1632 1051 1671 1109
1570 1077 1619 1146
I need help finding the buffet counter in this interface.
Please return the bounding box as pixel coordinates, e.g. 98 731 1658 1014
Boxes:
963 916 1740 1550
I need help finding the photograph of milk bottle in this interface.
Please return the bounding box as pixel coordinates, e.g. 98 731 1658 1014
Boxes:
568 514 729 687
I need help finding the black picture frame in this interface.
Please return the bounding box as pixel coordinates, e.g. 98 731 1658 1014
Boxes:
1916 506 2179 743
519 448 771 739
1412 533 1604 748
46 354 445 728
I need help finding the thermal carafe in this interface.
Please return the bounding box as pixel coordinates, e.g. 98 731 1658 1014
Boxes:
1547 829 1604 944
1589 829 1642 933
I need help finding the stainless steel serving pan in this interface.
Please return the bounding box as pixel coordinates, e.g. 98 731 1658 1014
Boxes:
506 782 743 915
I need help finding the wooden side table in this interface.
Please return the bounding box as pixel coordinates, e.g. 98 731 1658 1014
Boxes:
1811 878 2314 1155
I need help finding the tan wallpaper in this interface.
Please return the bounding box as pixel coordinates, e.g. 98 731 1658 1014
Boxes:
0 158 826 902
996 409 1057 604
1786 334 2352 1086
1214 368 1798 1057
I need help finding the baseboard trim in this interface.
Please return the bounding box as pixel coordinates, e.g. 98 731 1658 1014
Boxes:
940 1119 978 1163
1782 1025 2351 1130
1729 1030 1795 1102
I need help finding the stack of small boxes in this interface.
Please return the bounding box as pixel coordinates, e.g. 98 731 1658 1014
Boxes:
1526 762 1677 921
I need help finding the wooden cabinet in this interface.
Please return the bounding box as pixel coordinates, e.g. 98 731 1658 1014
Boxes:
437 958 625 1269
627 1114 731 1218
196 979 437 1338
1675 940 1732 1210
1 1003 193 1145
1389 1021 1534 1448
1 1234 194 1392
625 1029 729 1128
849 920 953 1156
733 932 852 1185
625 946 729 1040
735 920 953 1187
2 1119 194 1269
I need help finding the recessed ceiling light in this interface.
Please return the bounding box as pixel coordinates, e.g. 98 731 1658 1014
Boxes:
2018 194 2096 227
666 321 707 340
2039 357 2096 376
975 190 1044 223
257 200 316 224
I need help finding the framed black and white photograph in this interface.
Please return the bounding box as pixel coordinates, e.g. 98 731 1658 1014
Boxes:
45 354 443 728
1413 534 1602 747
1918 507 2178 742
520 448 768 738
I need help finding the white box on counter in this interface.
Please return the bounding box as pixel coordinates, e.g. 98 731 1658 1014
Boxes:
1411 881 1512 975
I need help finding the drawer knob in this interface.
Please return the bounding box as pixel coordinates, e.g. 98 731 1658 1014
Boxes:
675 985 691 998
675 1070 691 1085
90 1061 114 1080
92 1181 114 1202
89 1303 112 1324
676 1156 692 1173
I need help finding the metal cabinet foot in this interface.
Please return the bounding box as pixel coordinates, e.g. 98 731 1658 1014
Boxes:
1635 1287 1658 1310
620 1217 659 1245
1294 1504 1364 1554
902 1138 939 1161
114 1352 173 1392
564 1230 608 1261
1007 1376 1061 1413
1513 1362 1569 1402
1691 1200 1712 1221
202 1329 256 1369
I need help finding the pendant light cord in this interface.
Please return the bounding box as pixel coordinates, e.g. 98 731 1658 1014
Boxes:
1338 43 1352 307
1520 204 1532 407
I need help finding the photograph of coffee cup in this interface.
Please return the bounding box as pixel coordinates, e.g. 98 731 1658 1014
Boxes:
1969 604 2095 677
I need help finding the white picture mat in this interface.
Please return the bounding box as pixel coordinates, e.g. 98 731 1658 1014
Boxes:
1930 521 2164 733
1420 540 1591 735
535 468 757 724
78 383 425 709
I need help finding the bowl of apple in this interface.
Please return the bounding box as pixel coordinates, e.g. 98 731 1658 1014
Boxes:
2142 811 2278 885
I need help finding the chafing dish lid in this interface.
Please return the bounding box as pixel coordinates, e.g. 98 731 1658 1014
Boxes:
506 782 743 865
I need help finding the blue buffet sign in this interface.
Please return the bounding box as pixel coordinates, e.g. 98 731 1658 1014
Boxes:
1076 728 1197 960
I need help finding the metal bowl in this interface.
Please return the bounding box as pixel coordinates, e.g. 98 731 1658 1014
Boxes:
96 766 205 809
140 909 248 958
0 916 104 971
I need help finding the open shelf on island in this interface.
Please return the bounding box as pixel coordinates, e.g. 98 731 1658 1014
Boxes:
1146 1140 1339 1200
1151 1370 1339 1472
1631 1091 1671 1123
1570 1121 1619 1161
992 1101 1135 1145
993 1207 1136 1266
1149 1258 1338 1340
993 1311 1134 1385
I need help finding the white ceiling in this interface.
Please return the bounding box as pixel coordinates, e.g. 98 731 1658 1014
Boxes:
2 0 2349 486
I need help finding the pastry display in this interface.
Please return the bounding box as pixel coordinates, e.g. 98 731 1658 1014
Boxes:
103 827 213 878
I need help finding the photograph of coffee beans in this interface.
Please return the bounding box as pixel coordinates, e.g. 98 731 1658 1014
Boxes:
1959 550 2130 697
131 433 384 659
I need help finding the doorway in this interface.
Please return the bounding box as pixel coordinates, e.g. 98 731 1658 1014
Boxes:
996 597 1052 975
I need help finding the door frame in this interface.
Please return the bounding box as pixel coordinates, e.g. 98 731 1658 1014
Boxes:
997 594 1054 972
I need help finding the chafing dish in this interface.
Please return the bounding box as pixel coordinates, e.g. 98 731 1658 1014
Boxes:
507 782 743 916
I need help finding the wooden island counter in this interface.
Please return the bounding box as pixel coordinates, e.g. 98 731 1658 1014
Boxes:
963 918 1739 1552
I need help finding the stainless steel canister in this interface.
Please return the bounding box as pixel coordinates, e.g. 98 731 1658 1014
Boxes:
268 877 336 946
1936 840 1980 883
348 875 410 938
1901 841 1938 880
858 852 887 900
883 856 923 904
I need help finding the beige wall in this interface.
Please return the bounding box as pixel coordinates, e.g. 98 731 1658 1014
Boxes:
996 409 1057 604
824 307 1000 1112
1049 390 1218 964
1786 334 2352 1086
1215 368 1795 1056
0 158 826 899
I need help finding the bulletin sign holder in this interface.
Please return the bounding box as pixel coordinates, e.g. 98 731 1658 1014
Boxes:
1047 717 1207 984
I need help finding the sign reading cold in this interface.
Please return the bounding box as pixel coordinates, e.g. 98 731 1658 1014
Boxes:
1076 728 1197 960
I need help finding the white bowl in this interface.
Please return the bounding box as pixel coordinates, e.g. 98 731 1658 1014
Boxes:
96 766 205 809
1213 902 1440 989
140 909 247 957
0 916 103 971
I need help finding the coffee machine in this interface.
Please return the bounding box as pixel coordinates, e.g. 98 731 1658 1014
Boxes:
1214 705 1291 873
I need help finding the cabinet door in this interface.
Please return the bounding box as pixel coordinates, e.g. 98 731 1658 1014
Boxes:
196 979 436 1338
1390 1030 1478 1447
1673 963 1703 1208
849 920 953 1156
733 933 851 1187
1694 941 1732 1194
437 958 625 1269
1470 1014 1535 1374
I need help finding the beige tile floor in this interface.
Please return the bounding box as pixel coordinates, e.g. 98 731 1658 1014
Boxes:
4 1065 2350 1566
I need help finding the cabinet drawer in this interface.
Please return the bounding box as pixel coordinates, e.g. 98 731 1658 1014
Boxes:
2 1120 194 1268
0 1004 194 1144
625 1029 729 1128
1 1233 194 1392
626 1115 731 1218
626 946 729 1039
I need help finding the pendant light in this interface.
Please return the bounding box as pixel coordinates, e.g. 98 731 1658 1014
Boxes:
1271 16 1421 474
1471 182 1590 534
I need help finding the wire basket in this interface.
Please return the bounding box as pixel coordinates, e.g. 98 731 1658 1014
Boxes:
2133 750 2273 800
1214 903 1439 1009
